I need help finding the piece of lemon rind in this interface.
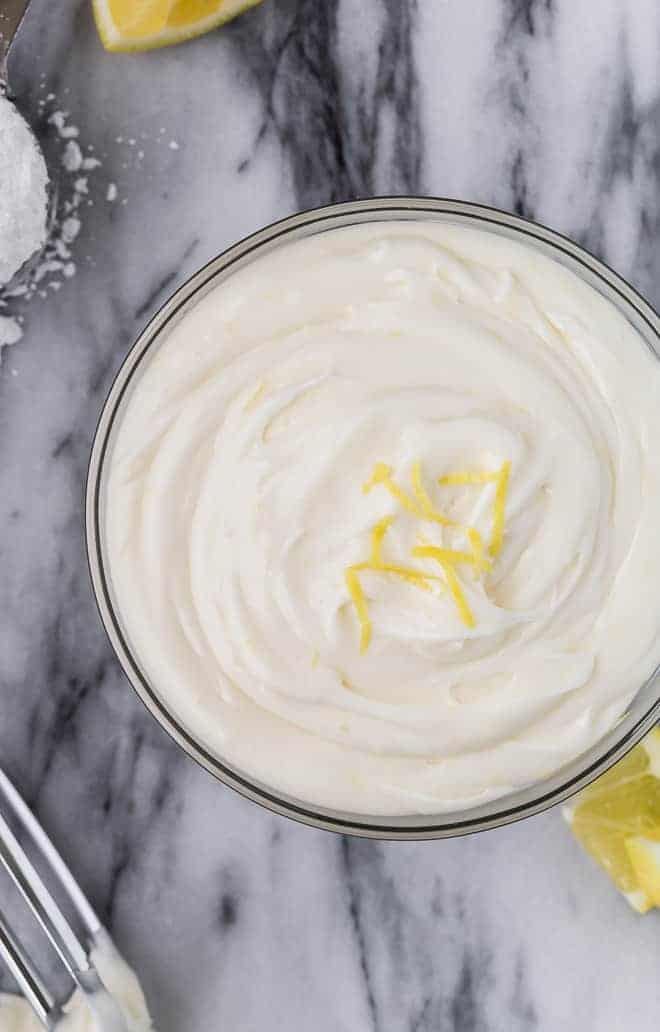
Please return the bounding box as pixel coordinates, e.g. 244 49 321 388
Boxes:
93 0 262 53
641 726 660 777
625 836 660 910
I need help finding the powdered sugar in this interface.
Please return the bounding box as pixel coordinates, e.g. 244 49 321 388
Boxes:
2 106 103 310
0 95 48 288
0 88 181 354
46 110 79 139
62 138 83 171
0 101 100 349
0 313 22 351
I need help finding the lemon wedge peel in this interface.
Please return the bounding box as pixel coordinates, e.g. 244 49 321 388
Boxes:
625 837 660 910
93 0 263 53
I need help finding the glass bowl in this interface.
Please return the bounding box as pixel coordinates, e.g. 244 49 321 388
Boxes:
86 198 660 839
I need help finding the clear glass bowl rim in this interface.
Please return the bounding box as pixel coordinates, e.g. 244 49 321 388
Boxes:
86 197 660 840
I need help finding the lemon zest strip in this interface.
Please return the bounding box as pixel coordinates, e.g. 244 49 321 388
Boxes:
369 515 395 567
363 463 419 515
467 527 484 578
410 461 455 526
438 470 499 486
489 461 511 557
441 562 476 628
346 516 446 650
363 517 441 588
415 551 476 629
345 568 371 653
350 459 510 646
373 563 437 590
437 462 511 557
363 462 454 527
353 561 436 591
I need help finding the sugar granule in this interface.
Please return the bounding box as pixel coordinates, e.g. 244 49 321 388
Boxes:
0 313 23 349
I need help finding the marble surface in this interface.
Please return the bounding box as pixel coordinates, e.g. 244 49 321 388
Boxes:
1 0 660 1028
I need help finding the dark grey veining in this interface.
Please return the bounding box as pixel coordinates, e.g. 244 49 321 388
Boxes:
232 0 422 205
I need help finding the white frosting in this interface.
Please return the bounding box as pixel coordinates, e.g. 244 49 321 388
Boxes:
0 932 152 1030
104 222 660 815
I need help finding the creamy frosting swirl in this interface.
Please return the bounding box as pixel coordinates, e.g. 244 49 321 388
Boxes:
105 222 660 815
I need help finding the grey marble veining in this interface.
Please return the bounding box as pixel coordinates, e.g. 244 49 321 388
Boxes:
1 1 660 1029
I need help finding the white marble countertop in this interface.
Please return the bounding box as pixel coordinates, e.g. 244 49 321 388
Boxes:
1 1 660 1028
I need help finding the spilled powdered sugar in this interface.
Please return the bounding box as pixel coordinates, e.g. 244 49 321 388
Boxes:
0 94 48 349
0 314 22 347
1 83 182 361
0 101 103 354
0 97 48 284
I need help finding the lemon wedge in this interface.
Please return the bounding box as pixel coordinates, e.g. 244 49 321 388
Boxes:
93 0 262 53
625 837 660 909
564 727 660 913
